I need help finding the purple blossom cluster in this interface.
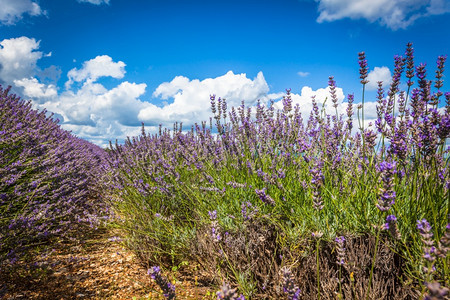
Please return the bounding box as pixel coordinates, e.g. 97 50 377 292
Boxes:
376 161 396 212
335 236 346 266
384 215 401 240
417 219 450 299
0 86 107 264
209 210 222 241
280 266 301 300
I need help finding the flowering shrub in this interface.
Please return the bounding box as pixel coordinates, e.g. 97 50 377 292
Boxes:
0 86 107 265
105 43 449 298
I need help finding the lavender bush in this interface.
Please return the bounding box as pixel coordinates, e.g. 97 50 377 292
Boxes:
103 43 448 298
0 86 108 266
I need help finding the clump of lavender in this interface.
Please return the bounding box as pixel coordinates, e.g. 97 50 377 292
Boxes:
148 266 176 300
376 161 396 212
216 282 245 300
280 266 301 300
0 85 107 264
102 43 450 295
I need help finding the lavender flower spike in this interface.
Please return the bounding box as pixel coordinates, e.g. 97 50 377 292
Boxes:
335 236 346 265
358 52 369 84
280 266 301 300
148 266 176 299
384 215 401 240
376 161 396 212
255 188 276 206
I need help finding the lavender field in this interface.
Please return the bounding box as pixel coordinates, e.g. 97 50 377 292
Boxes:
1 44 449 299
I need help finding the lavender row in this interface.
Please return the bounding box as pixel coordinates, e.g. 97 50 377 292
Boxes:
0 86 108 265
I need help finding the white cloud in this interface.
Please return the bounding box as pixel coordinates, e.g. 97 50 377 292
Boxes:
35 78 150 146
138 71 271 126
297 71 310 77
59 81 148 126
0 0 43 25
0 36 383 147
77 0 110 5
366 66 391 90
315 0 450 30
66 55 126 87
0 36 42 83
14 77 57 99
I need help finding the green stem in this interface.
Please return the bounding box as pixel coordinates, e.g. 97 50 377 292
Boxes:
316 238 321 300
366 227 381 300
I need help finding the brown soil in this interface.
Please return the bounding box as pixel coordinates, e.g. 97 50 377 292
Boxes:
0 229 214 300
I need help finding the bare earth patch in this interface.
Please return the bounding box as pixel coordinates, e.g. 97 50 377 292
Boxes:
0 229 213 300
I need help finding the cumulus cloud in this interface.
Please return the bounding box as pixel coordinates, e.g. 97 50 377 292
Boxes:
77 0 110 5
0 37 382 147
66 55 126 87
14 77 57 99
366 66 392 90
138 71 272 126
56 81 148 126
0 36 42 83
0 0 43 25
315 0 450 30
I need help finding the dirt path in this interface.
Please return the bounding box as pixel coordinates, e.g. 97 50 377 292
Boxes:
1 229 213 299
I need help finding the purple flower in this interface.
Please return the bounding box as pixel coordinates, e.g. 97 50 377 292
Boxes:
148 266 176 299
335 236 346 265
346 94 354 131
358 52 369 84
405 42 415 86
310 162 324 211
282 88 293 114
424 281 449 300
417 219 432 236
255 188 275 206
328 76 339 108
209 210 217 220
280 266 301 300
241 201 257 221
385 215 401 240
376 161 396 212
216 282 244 300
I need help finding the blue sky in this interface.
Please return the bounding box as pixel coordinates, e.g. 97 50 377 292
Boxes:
1 0 449 146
